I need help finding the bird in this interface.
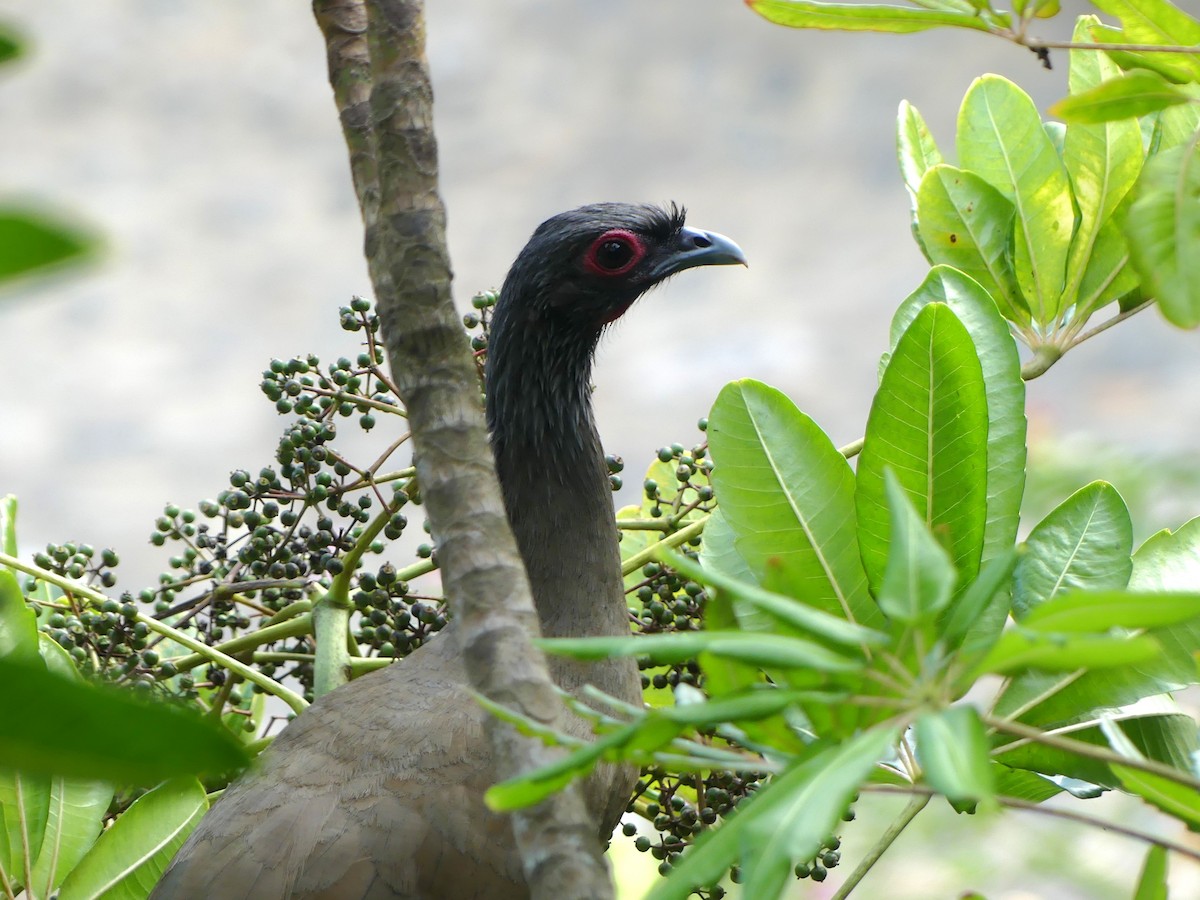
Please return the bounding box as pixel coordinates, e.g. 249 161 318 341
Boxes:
150 202 746 900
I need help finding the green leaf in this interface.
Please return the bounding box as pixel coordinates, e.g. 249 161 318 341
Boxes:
1148 101 1200 154
992 764 1062 803
0 657 248 783
914 165 1024 320
488 720 663 811
897 99 943 258
1114 764 1200 830
0 494 17 557
1012 482 1133 620
0 767 50 894
0 23 22 67
857 303 988 590
648 728 897 900
877 470 955 624
996 711 1200 789
1059 18 1147 318
1131 516 1200 589
1021 590 1200 633
1089 0 1200 83
1051 69 1191 124
1134 844 1169 900
707 379 878 627
971 630 1160 677
740 728 898 899
56 778 206 900
915 706 994 808
24 641 113 897
996 605 1200 727
958 75 1074 323
1127 139 1200 328
539 631 862 674
898 100 944 202
1074 214 1140 317
28 776 112 897
746 0 993 34
0 569 40 663
0 208 97 285
890 267 1027 569
664 552 886 649
940 549 1018 653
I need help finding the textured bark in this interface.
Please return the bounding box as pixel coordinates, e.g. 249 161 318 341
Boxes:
312 2 615 897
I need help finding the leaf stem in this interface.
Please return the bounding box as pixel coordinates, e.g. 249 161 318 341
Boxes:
1067 298 1155 350
830 792 929 900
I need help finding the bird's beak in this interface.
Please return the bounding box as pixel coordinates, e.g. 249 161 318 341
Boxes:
648 226 748 280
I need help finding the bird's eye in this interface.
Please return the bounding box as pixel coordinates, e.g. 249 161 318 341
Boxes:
584 229 644 276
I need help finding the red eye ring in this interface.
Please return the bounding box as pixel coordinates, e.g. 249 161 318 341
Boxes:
583 230 645 277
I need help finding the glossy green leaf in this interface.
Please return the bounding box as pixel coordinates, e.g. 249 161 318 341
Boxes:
1012 482 1133 620
992 765 1062 803
958 75 1074 323
1127 140 1200 328
914 165 1023 320
1052 69 1191 124
1059 18 1147 318
1022 590 1200 633
1089 0 1200 83
1135 844 1169 900
746 0 993 33
877 470 955 624
665 552 885 648
898 100 944 202
56 778 206 900
858 303 988 589
26 638 112 898
646 731 896 900
697 588 811 753
693 508 774 645
898 99 943 259
540 631 861 673
996 711 1200 788
707 379 878 627
0 657 248 783
1131 517 1200 589
0 494 16 557
488 720 667 811
890 267 1027 569
1075 214 1140 317
971 630 1159 677
941 549 1018 654
0 208 97 285
0 569 39 663
915 706 994 807
995 603 1200 727
27 775 112 898
1115 765 1200 830
0 767 50 895
1149 101 1200 154
740 727 898 899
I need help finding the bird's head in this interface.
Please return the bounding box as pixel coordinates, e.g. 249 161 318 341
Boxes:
494 202 746 336
486 203 745 453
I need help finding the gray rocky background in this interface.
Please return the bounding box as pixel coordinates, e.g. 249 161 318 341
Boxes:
1 2 1197 896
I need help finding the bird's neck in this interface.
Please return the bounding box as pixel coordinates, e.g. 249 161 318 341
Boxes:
486 319 638 702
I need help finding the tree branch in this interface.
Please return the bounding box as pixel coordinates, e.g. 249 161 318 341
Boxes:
311 1 615 895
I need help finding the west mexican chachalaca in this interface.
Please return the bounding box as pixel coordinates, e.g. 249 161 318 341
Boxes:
151 203 745 899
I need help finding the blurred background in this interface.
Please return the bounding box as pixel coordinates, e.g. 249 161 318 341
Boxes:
1 1 1198 896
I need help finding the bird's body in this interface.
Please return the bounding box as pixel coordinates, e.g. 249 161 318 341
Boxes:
151 204 744 900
